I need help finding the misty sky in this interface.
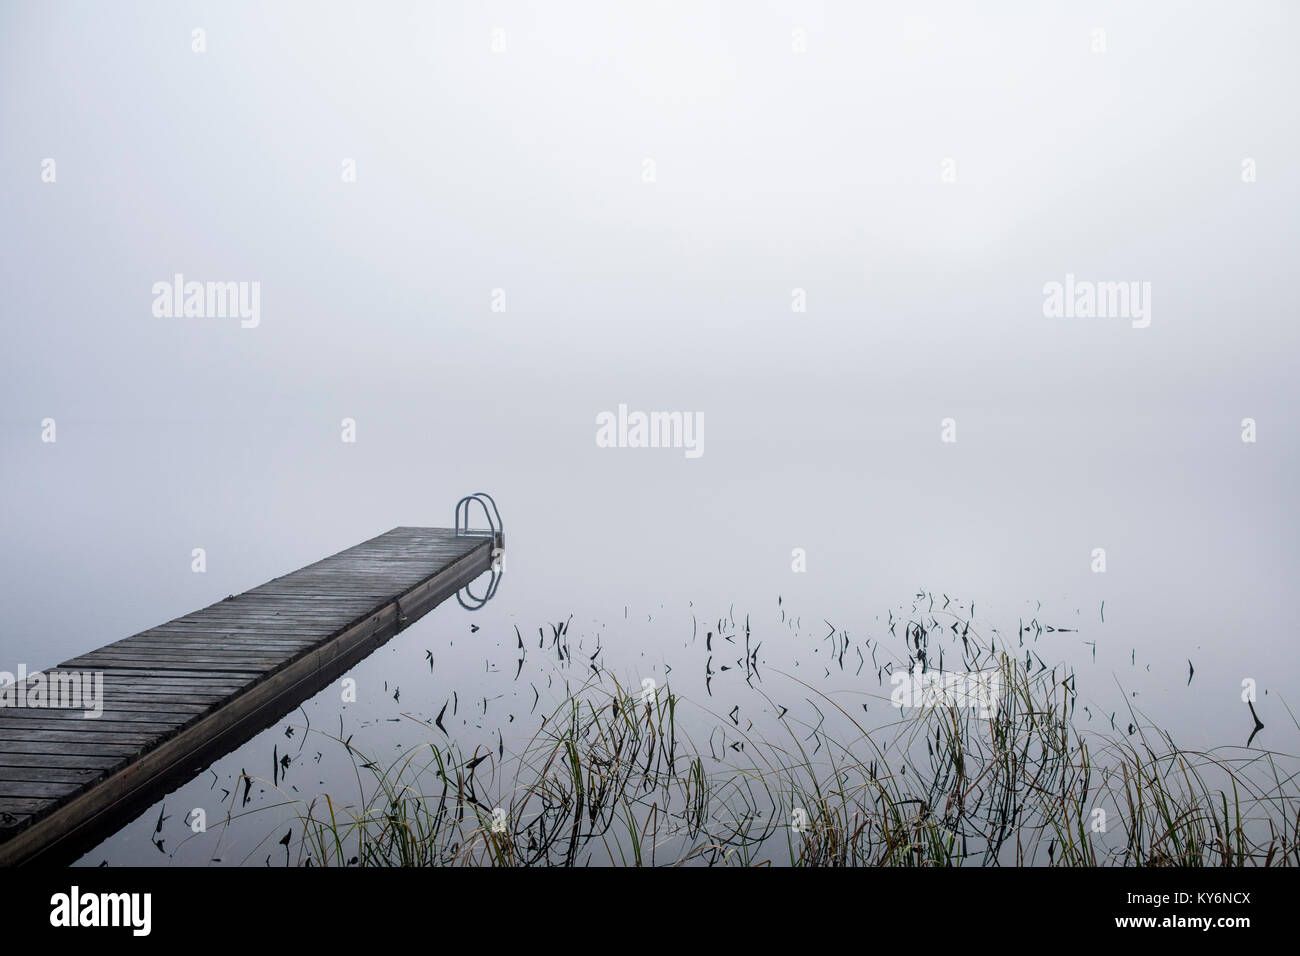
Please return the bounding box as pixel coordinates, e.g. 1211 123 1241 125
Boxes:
1 2 1297 750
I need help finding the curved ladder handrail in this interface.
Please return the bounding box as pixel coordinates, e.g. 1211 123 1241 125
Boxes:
456 567 501 610
470 491 502 535
455 493 503 547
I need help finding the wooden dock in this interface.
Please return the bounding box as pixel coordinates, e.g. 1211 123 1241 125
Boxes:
0 524 501 865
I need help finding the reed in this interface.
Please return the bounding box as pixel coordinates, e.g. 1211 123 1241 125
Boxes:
287 653 1299 866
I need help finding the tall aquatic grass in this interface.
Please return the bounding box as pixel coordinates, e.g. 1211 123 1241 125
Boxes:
287 658 1300 867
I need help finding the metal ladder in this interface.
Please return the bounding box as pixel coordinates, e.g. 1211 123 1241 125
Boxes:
454 492 504 610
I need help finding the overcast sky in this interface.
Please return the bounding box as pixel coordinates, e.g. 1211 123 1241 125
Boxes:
2 3 1297 741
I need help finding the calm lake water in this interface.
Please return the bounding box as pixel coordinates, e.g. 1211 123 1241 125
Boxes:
3 418 1291 865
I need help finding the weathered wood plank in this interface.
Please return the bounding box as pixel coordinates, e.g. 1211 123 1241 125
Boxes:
60 656 289 671
51 668 264 681
0 767 108 785
0 726 190 742
0 780 86 800
0 740 147 758
0 753 128 771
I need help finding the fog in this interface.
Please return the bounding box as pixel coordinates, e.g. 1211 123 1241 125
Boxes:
0 1 1296 862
